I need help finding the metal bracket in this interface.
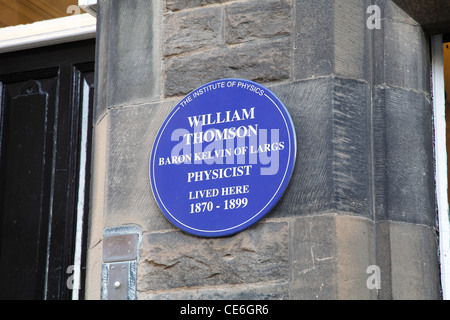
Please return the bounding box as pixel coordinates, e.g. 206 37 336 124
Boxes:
103 233 139 263
101 225 141 300
107 262 129 300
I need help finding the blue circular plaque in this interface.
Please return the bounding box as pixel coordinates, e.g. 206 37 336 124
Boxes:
150 79 296 237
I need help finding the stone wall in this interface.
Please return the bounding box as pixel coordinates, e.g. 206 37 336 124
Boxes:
87 0 442 299
163 0 292 97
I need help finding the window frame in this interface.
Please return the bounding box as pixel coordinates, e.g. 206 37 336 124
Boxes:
0 13 96 54
432 34 450 300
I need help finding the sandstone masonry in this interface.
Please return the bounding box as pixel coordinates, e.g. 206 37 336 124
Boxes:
163 0 293 97
89 0 443 300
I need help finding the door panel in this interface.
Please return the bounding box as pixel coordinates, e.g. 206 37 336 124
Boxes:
0 77 56 299
0 40 95 300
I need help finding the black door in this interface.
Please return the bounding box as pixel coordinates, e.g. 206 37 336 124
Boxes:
0 39 95 300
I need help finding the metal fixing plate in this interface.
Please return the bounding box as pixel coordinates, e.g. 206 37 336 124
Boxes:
102 233 138 263
107 262 129 300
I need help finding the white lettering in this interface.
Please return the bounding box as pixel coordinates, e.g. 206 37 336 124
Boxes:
187 107 255 128
366 265 381 290
367 5 381 30
187 165 252 183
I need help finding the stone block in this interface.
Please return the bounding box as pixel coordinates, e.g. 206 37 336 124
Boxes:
164 37 291 97
138 222 289 293
106 0 162 107
390 0 450 34
372 15 430 92
290 215 338 299
290 215 377 300
269 79 334 216
225 0 292 44
163 7 223 57
139 281 289 300
294 0 372 81
331 78 372 216
85 115 108 300
376 221 440 299
376 0 422 25
294 0 334 79
94 0 111 123
335 216 376 300
373 87 435 226
268 78 372 218
85 236 103 300
105 101 177 231
165 0 232 12
333 0 372 81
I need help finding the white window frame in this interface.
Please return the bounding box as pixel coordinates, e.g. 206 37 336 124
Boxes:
0 2 96 54
79 0 98 17
432 34 450 300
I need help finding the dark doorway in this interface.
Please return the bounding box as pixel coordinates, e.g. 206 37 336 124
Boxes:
0 39 95 300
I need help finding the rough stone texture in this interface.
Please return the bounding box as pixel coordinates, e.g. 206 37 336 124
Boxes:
294 0 335 80
268 78 372 218
290 215 377 300
93 0 443 300
376 0 423 25
290 215 338 299
104 0 162 108
164 37 291 97
165 0 233 12
163 0 293 58
105 101 176 231
376 221 440 299
373 15 430 92
333 0 372 81
139 215 381 300
294 0 372 81
94 0 111 123
138 222 289 294
373 87 435 226
163 0 293 97
335 216 376 300
163 7 223 57
140 281 289 300
225 0 292 44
